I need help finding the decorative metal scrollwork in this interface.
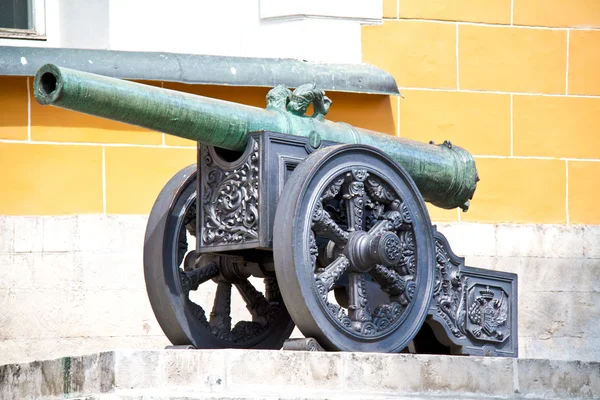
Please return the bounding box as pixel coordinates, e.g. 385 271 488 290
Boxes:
307 168 421 337
202 140 260 245
467 285 509 342
432 236 468 338
427 229 517 357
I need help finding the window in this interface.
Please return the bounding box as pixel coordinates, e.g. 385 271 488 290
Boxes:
0 0 46 40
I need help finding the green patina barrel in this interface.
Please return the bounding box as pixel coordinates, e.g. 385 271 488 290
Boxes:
34 64 478 211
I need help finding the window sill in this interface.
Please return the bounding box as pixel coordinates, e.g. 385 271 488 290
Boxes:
0 28 47 41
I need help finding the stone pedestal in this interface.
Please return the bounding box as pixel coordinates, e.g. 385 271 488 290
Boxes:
1 349 599 399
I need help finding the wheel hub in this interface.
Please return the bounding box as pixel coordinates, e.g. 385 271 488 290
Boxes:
344 230 402 272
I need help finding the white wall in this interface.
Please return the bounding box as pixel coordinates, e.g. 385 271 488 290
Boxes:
1 216 599 365
59 0 109 50
0 0 382 63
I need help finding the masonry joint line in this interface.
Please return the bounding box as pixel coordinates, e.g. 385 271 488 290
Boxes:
565 160 570 225
455 23 460 90
26 77 31 142
102 147 107 215
510 0 514 25
510 94 513 156
565 29 571 95
395 18 588 31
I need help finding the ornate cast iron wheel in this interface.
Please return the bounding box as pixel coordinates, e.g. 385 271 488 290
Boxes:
144 165 294 349
273 145 436 352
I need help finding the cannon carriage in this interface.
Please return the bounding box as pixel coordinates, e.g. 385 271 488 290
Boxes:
34 64 517 356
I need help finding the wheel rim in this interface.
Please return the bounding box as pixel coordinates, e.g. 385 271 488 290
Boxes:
274 145 435 352
144 165 294 349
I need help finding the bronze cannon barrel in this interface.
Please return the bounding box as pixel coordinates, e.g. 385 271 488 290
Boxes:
34 64 477 210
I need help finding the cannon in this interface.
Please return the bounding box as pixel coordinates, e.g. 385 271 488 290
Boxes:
34 64 517 356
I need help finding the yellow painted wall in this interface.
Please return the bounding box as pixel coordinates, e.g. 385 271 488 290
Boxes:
1 0 599 224
369 0 600 224
0 77 395 215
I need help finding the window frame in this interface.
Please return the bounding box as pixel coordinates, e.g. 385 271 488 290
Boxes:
0 0 46 40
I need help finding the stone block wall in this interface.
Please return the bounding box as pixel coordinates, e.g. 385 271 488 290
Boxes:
439 223 600 361
0 215 170 365
1 215 599 364
365 0 600 225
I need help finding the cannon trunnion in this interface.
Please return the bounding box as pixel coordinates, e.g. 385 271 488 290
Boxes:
34 65 517 356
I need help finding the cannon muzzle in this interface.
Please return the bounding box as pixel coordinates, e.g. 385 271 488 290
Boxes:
34 64 477 210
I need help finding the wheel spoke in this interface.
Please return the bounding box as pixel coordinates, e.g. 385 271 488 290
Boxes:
264 277 280 303
343 170 368 232
187 301 210 327
312 202 349 246
209 282 232 335
366 210 408 236
364 175 396 204
180 263 219 293
177 227 188 266
370 265 406 297
347 272 372 330
235 279 271 326
183 199 197 236
316 255 350 293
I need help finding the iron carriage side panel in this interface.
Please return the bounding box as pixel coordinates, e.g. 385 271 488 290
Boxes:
197 131 335 253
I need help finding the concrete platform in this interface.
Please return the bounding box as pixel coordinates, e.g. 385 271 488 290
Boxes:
0 349 598 399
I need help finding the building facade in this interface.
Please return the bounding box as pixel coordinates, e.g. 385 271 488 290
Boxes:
0 0 599 364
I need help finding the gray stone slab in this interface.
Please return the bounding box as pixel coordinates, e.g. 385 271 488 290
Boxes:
32 251 83 289
0 336 171 367
76 215 114 253
81 289 162 337
78 251 146 290
517 358 600 398
460 255 497 270
42 216 79 252
518 257 600 293
105 215 148 253
0 360 44 399
1 287 158 340
12 216 43 253
343 352 514 397
0 215 14 253
519 291 600 340
10 253 34 289
539 225 585 258
583 225 600 259
3 289 86 339
520 336 600 362
1 350 599 399
164 350 226 393
0 252 14 289
435 223 496 257
496 224 584 258
465 255 521 274
496 224 540 257
0 252 36 290
3 215 600 371
114 350 164 390
225 349 343 394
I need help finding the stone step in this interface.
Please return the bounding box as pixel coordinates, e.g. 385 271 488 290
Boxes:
1 349 598 399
